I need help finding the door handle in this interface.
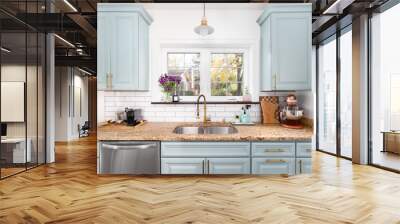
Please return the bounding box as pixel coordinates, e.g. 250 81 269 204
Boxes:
102 143 157 150
207 160 210 174
202 160 205 174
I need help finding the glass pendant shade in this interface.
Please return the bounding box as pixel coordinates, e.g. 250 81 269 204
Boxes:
194 17 214 36
194 4 214 36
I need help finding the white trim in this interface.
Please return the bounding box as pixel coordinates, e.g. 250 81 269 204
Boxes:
158 43 250 102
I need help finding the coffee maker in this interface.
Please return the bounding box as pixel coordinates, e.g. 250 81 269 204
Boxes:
125 108 141 126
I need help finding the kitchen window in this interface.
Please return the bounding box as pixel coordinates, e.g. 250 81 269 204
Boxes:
164 48 248 101
167 53 201 96
210 53 244 96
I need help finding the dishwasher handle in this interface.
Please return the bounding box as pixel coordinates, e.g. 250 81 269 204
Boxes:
102 143 157 150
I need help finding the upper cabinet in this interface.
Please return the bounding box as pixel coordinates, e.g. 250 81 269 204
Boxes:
257 4 312 91
97 4 153 91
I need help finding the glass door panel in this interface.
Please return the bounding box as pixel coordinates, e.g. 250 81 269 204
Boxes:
340 29 353 158
318 37 337 154
371 4 400 171
1 31 27 178
27 31 38 169
38 33 46 165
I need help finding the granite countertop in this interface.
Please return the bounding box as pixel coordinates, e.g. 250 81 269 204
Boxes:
97 122 313 142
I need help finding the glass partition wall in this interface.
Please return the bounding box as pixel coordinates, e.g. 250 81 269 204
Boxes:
0 3 46 179
316 26 353 159
370 3 400 171
339 28 352 159
317 36 337 155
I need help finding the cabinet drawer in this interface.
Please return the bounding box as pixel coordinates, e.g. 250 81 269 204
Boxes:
161 142 250 158
296 142 312 157
251 142 295 157
208 158 250 174
161 158 205 174
252 158 295 175
296 158 312 174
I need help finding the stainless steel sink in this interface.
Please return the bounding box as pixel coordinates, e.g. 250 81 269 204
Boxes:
173 125 238 135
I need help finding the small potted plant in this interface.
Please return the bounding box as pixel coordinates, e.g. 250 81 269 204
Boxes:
158 73 181 102
242 86 252 102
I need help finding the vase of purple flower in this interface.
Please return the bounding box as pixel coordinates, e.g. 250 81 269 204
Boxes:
158 73 182 102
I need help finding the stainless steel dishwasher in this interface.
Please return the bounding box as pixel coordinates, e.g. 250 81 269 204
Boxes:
98 141 160 174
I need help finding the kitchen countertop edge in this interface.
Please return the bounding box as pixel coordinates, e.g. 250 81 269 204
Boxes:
97 122 314 142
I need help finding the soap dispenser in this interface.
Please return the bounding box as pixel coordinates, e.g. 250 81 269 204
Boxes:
244 105 251 123
240 105 251 123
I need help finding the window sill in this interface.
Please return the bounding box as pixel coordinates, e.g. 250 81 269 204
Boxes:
151 101 259 105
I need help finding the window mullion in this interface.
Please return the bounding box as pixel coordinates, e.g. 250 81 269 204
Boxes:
200 49 210 97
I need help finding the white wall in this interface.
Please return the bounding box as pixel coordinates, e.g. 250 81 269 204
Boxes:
147 3 262 101
1 65 37 137
98 3 314 123
55 67 89 141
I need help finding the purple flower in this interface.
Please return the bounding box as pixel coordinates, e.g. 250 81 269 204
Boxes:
158 73 182 93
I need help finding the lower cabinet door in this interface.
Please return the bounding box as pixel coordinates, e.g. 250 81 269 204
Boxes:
161 158 205 174
296 158 312 174
252 158 295 175
207 158 250 174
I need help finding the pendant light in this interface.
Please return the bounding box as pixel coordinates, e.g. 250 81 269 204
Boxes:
194 3 214 36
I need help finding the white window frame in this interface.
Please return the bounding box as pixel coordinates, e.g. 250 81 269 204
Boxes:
161 47 249 102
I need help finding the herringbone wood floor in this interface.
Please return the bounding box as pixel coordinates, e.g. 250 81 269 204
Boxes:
1 136 400 224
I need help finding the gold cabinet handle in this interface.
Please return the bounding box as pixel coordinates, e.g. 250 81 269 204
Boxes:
202 160 205 174
207 160 210 174
265 159 286 164
265 148 285 153
106 72 113 89
272 73 277 90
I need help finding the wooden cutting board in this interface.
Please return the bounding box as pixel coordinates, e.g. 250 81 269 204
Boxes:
260 96 280 124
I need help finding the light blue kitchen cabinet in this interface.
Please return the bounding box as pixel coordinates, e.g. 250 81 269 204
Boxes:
97 4 152 91
161 142 250 158
295 158 312 174
251 142 296 157
161 158 205 174
207 158 251 174
295 142 312 174
161 142 251 174
296 142 312 157
257 4 312 91
96 12 109 90
160 141 310 175
252 157 295 175
138 17 150 90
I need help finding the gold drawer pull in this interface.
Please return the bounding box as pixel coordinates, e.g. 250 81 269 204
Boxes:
265 159 286 164
265 148 286 153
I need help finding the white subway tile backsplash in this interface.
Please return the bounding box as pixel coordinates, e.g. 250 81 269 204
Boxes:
175 111 195 117
151 117 166 122
135 102 151 107
99 91 263 123
224 105 243 112
156 111 175 117
144 106 164 112
212 106 225 112
184 106 196 112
